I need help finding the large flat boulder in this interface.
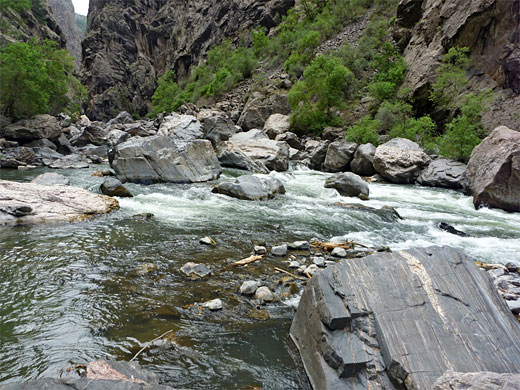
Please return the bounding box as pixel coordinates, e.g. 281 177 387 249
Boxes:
158 113 203 142
417 158 467 189
110 136 221 184
466 126 520 212
0 115 62 142
290 247 520 390
0 180 119 225
373 138 431 183
212 175 285 201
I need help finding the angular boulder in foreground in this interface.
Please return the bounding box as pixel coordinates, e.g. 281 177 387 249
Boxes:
0 180 119 225
417 158 467 190
290 247 520 390
466 126 520 212
110 136 221 184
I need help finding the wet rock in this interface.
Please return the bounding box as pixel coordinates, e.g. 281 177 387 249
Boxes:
240 280 261 295
212 175 285 201
197 109 237 147
254 286 274 302
325 172 369 200
275 132 304 151
203 298 223 311
417 158 467 190
46 154 90 169
0 115 62 142
323 141 358 172
439 222 468 237
199 236 216 246
373 138 431 183
333 202 402 223
263 113 291 139
31 173 70 186
132 213 154 221
158 113 203 142
100 177 133 197
272 244 288 257
433 371 520 390
180 262 211 278
254 246 267 255
70 125 107 147
331 247 347 258
466 126 520 212
288 241 310 251
308 141 330 171
111 136 221 184
312 257 326 267
290 247 520 390
0 180 118 226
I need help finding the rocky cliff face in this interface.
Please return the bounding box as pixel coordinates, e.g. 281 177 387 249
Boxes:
0 0 66 47
395 0 520 130
81 0 295 120
48 0 83 68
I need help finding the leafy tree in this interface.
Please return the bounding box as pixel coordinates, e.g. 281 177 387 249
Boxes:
389 116 436 149
0 0 31 12
0 39 86 119
346 116 381 145
150 70 180 114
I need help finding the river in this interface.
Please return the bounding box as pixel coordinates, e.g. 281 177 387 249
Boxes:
1 165 519 388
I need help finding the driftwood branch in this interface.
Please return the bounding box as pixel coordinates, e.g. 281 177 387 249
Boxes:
129 329 174 362
274 267 307 281
231 255 264 266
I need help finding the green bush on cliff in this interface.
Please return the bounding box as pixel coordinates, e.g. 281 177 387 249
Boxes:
0 39 86 120
346 116 380 145
0 0 31 12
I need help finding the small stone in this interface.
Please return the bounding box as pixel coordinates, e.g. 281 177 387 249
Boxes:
488 268 506 278
507 299 520 314
288 241 310 250
289 261 300 269
304 264 320 276
100 177 133 197
254 246 267 255
271 244 288 256
180 262 211 278
297 265 307 275
312 257 326 267
139 263 157 273
331 247 347 258
254 286 274 302
248 309 270 320
505 262 519 273
240 280 260 295
504 293 520 301
200 236 216 246
132 213 154 220
325 260 336 267
203 298 223 311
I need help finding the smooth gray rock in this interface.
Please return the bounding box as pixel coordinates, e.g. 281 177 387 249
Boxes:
212 175 285 201
45 154 90 169
111 136 221 184
55 133 75 154
290 247 520 390
240 280 261 295
254 286 274 301
105 129 131 149
288 241 310 250
100 177 133 197
309 141 330 171
158 113 203 142
323 141 358 172
70 125 107 147
25 138 57 150
417 158 467 189
275 131 304 151
312 256 326 267
466 126 520 212
263 113 291 139
180 262 211 278
0 180 118 225
197 109 237 147
331 247 347 258
433 371 520 390
271 244 288 256
325 172 369 199
0 115 62 142
373 138 431 183
203 298 223 311
350 143 377 176
31 173 70 186
217 143 269 174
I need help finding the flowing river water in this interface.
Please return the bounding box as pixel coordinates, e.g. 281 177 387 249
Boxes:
1 165 520 388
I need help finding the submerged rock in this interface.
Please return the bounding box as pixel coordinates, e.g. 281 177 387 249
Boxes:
100 177 133 197
333 202 401 222
179 262 211 278
325 172 369 200
0 180 119 226
439 222 468 237
212 175 285 201
466 126 520 212
290 247 520 390
31 172 70 186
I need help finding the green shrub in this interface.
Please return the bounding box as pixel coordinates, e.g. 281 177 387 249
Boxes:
389 116 436 148
346 116 381 145
0 39 86 120
375 100 412 131
430 47 470 109
150 70 180 114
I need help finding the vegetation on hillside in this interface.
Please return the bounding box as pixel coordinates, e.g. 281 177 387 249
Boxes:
0 39 86 120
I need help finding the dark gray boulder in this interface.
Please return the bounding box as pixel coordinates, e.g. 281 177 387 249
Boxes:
110 136 221 184
212 175 285 201
100 177 133 197
275 132 304 150
433 371 520 390
238 92 290 131
465 126 520 212
325 172 369 199
350 143 377 176
25 138 57 150
290 247 520 390
217 145 269 174
197 109 238 147
373 138 431 183
55 133 75 154
106 111 134 126
0 147 36 168
323 141 358 172
70 125 107 147
158 113 203 142
321 126 345 141
31 172 70 186
0 115 62 142
417 158 467 189
309 141 330 171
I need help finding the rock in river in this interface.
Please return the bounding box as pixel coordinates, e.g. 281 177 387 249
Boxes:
465 126 520 212
325 172 369 200
180 262 211 278
212 175 285 201
0 180 119 225
110 136 221 184
290 247 520 390
417 158 467 190
31 172 70 186
100 177 133 197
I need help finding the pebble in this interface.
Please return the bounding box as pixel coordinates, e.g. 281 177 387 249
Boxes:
297 265 307 275
304 264 320 276
203 298 223 311
199 236 217 246
506 300 520 314
254 246 267 255
312 256 325 267
240 280 260 295
271 244 288 256
331 247 347 258
180 262 211 278
254 286 274 302
489 268 506 278
289 261 300 268
288 241 310 250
